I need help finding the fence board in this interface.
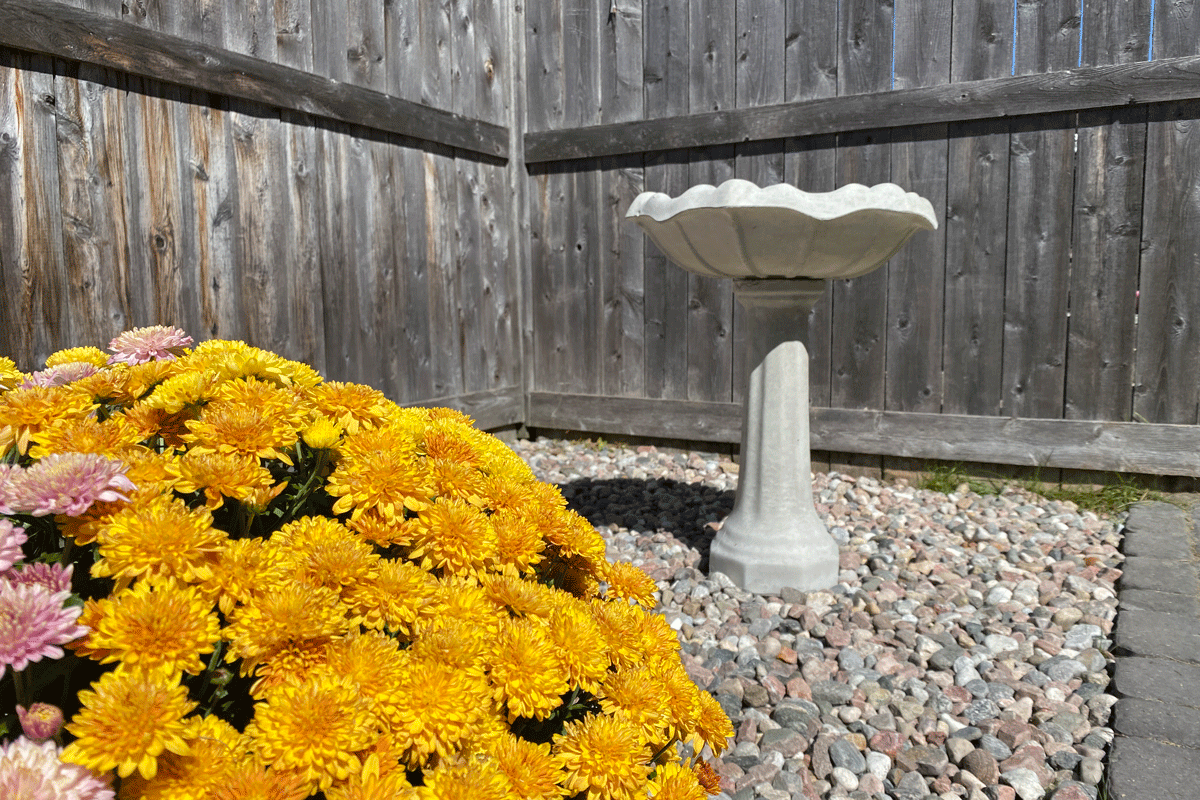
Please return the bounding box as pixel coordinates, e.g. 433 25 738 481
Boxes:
425 145 463 398
831 0 892 412
642 1 689 400
1135 99 1200 425
687 0 735 403
281 109 326 375
886 0 950 414
942 0 1012 416
53 62 130 348
346 0 385 91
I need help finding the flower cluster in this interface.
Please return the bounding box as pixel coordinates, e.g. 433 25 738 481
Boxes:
0 327 732 799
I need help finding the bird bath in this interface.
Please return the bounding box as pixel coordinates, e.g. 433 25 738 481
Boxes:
626 180 937 594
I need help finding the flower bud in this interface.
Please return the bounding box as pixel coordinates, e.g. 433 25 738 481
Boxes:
16 702 64 742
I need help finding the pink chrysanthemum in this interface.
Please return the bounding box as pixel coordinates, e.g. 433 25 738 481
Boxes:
5 453 135 517
107 326 193 366
17 703 65 742
20 362 99 389
0 519 27 572
0 736 114 800
0 464 18 515
0 581 88 679
3 561 74 594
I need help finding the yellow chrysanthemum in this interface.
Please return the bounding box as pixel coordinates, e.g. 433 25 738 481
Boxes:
477 474 539 514
122 404 196 448
346 557 442 636
116 714 243 800
605 560 660 607
0 385 94 453
224 583 351 673
250 638 331 696
490 508 547 576
83 576 221 675
417 756 510 800
302 414 343 449
168 449 276 509
211 762 311 800
489 618 570 721
544 596 611 695
27 414 144 459
320 632 412 727
0 356 26 392
308 381 394 434
45 346 109 369
215 375 309 420
655 659 704 743
420 424 481 465
183 400 298 465
123 359 186 398
325 755 418 800
589 598 646 670
205 536 290 615
247 674 380 792
327 423 434 521
427 457 487 506
272 516 380 594
434 577 508 637
647 762 710 800
137 369 223 414
485 732 565 800
408 615 488 679
62 668 198 779
93 493 226 584
635 608 686 666
70 364 140 406
483 573 561 622
215 346 323 389
691 690 734 757
406 498 497 576
599 665 671 741
389 657 491 768
554 712 651 800
348 509 412 547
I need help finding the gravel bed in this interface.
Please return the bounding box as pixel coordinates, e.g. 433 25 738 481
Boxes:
510 436 1125 800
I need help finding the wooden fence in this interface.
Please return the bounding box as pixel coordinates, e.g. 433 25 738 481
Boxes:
523 0 1200 478
0 0 524 429
3 0 1200 477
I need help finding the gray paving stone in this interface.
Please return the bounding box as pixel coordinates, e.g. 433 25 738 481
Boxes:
1119 588 1200 617
1113 698 1200 748
1118 556 1200 595
1123 503 1190 558
1113 656 1200 707
1113 609 1200 664
1108 736 1200 800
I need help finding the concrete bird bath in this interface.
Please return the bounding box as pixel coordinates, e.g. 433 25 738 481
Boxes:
626 180 937 594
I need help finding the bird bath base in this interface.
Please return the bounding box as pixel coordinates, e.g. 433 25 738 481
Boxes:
708 279 838 594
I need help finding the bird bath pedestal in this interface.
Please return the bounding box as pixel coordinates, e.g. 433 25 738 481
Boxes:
627 180 937 594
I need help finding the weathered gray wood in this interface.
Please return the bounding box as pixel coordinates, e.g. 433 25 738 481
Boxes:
886 0 950 413
642 1 689 400
52 62 130 349
1064 2 1151 421
942 0 1012 417
830 0 892 412
280 109 326 375
405 386 524 431
0 0 508 158
523 52 1200 163
426 145 464 398
311 0 348 82
345 0 384 90
1134 99 1200 425
526 392 1200 477
0 52 33 368
272 0 311 72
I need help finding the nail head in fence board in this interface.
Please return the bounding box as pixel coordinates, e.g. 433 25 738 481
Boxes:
0 0 508 158
642 1 689 401
522 53 1200 163
525 392 1200 477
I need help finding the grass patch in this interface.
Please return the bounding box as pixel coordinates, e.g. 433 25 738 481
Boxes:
919 463 1162 515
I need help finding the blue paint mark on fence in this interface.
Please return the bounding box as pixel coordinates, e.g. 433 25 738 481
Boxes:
1148 0 1156 61
1011 0 1018 75
1078 1 1084 66
892 0 897 89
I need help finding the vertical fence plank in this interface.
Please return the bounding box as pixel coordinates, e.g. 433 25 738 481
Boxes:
642 0 690 401
784 0 838 413
942 0 1012 417
1002 0 1078 420
282 110 326 375
886 0 950 415
687 0 736 404
599 0 645 397
1135 98 1200 425
1066 0 1150 422
732 0 785 404
831 0 893 412
53 63 130 349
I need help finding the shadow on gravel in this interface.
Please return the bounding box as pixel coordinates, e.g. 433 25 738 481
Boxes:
555 477 736 571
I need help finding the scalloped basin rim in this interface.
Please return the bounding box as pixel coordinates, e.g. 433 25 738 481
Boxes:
625 178 938 230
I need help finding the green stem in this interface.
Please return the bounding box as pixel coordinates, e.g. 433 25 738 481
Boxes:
196 641 227 713
285 449 327 522
12 669 28 708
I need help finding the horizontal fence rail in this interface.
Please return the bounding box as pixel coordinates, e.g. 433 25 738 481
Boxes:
528 393 1200 477
1 0 509 158
526 53 1200 162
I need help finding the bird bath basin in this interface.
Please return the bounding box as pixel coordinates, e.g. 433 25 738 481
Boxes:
627 179 937 594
